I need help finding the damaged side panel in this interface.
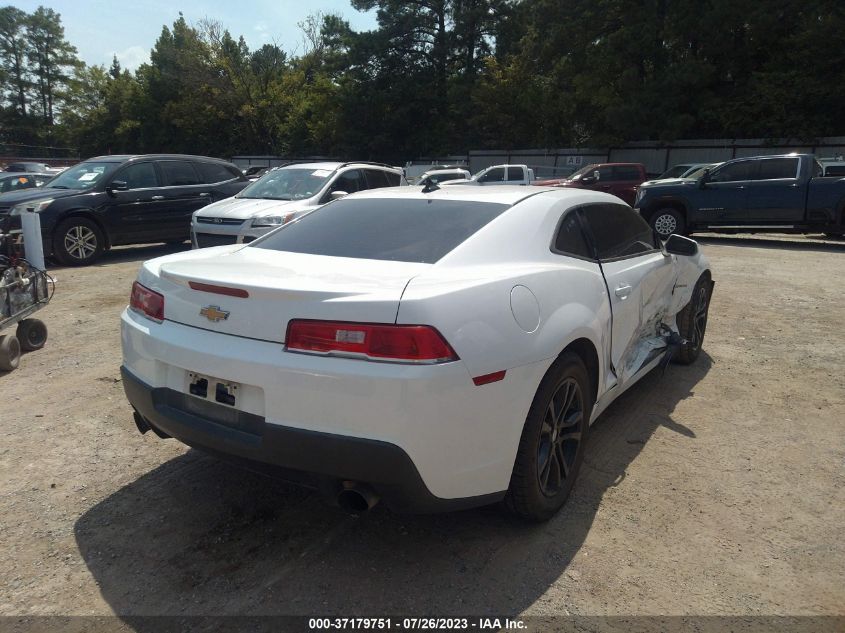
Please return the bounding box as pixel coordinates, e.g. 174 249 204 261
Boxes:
602 250 703 385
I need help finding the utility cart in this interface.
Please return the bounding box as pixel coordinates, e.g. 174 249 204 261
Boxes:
0 232 52 371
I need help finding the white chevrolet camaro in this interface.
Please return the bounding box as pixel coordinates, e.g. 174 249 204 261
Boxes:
121 186 713 521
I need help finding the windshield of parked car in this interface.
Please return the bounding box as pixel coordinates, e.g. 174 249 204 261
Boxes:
237 167 332 201
44 161 115 190
254 198 509 264
566 164 599 180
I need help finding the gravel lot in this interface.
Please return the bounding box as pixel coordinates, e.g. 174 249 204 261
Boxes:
0 235 843 623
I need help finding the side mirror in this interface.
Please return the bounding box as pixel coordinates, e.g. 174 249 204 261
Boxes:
107 180 128 194
698 169 711 188
581 175 597 185
330 190 348 200
663 234 699 256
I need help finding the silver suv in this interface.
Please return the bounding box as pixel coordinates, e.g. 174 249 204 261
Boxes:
191 161 407 248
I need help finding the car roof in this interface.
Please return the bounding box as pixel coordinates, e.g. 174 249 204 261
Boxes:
344 184 602 206
277 161 402 171
86 154 235 164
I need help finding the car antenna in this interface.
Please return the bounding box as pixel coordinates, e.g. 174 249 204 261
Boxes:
421 181 440 193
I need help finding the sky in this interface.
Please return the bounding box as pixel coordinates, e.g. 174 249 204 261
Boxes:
7 0 378 71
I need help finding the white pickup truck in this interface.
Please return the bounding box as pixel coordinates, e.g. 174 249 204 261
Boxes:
443 164 535 186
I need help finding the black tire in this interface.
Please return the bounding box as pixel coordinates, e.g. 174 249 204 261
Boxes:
53 217 105 266
0 334 21 371
673 273 712 365
16 318 48 351
505 351 592 522
649 207 686 239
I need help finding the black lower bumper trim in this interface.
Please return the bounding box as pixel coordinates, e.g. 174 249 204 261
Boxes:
121 366 505 513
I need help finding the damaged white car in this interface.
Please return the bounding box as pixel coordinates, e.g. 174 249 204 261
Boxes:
121 186 713 521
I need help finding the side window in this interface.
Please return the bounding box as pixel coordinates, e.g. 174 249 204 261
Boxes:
196 162 236 184
384 171 401 186
505 167 524 182
330 169 365 195
553 210 593 259
756 158 799 180
710 160 754 183
613 166 642 181
364 169 391 189
117 162 159 189
581 204 657 260
159 160 200 186
596 166 615 181
479 167 505 183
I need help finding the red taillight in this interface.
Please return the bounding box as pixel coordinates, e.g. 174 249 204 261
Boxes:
130 281 164 322
286 320 458 363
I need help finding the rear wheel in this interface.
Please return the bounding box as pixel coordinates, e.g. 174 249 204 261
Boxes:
54 217 105 266
505 352 592 521
674 274 712 365
0 334 21 371
650 207 686 239
16 318 47 351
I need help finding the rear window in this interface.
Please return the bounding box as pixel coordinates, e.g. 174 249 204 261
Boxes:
254 198 509 264
197 161 239 183
159 160 200 186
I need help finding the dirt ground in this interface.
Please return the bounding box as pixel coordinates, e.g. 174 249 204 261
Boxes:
0 234 843 624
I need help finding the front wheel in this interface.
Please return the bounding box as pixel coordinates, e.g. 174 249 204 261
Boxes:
53 217 105 266
650 207 686 239
673 274 712 365
505 352 592 521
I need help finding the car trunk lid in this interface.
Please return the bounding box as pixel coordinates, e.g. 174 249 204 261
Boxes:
153 247 428 343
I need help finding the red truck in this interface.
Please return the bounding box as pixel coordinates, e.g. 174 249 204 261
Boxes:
534 163 648 206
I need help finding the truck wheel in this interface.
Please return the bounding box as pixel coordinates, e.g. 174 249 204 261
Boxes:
673 274 712 365
16 318 48 351
0 334 21 371
505 352 591 522
650 208 686 239
54 217 105 266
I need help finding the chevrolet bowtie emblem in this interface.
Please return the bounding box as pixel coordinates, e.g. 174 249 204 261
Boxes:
200 305 229 322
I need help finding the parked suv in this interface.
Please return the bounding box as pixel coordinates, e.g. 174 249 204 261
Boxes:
191 161 406 248
0 154 247 265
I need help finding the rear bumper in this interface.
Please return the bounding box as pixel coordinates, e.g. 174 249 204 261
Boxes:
122 366 504 513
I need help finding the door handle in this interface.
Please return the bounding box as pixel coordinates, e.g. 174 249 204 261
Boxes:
199 192 211 197
614 284 632 299
151 195 165 201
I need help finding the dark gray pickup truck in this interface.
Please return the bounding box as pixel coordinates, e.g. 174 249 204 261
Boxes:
634 154 845 238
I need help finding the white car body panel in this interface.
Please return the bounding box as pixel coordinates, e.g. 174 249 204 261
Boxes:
122 186 711 503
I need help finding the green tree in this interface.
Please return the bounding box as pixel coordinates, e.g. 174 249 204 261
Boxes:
26 6 82 126
0 5 30 116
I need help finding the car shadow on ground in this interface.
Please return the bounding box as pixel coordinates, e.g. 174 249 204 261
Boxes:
695 234 845 253
45 242 191 271
74 353 712 621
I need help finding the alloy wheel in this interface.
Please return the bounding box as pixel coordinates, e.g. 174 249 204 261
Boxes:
64 225 98 260
537 377 583 497
654 213 677 236
690 285 709 350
